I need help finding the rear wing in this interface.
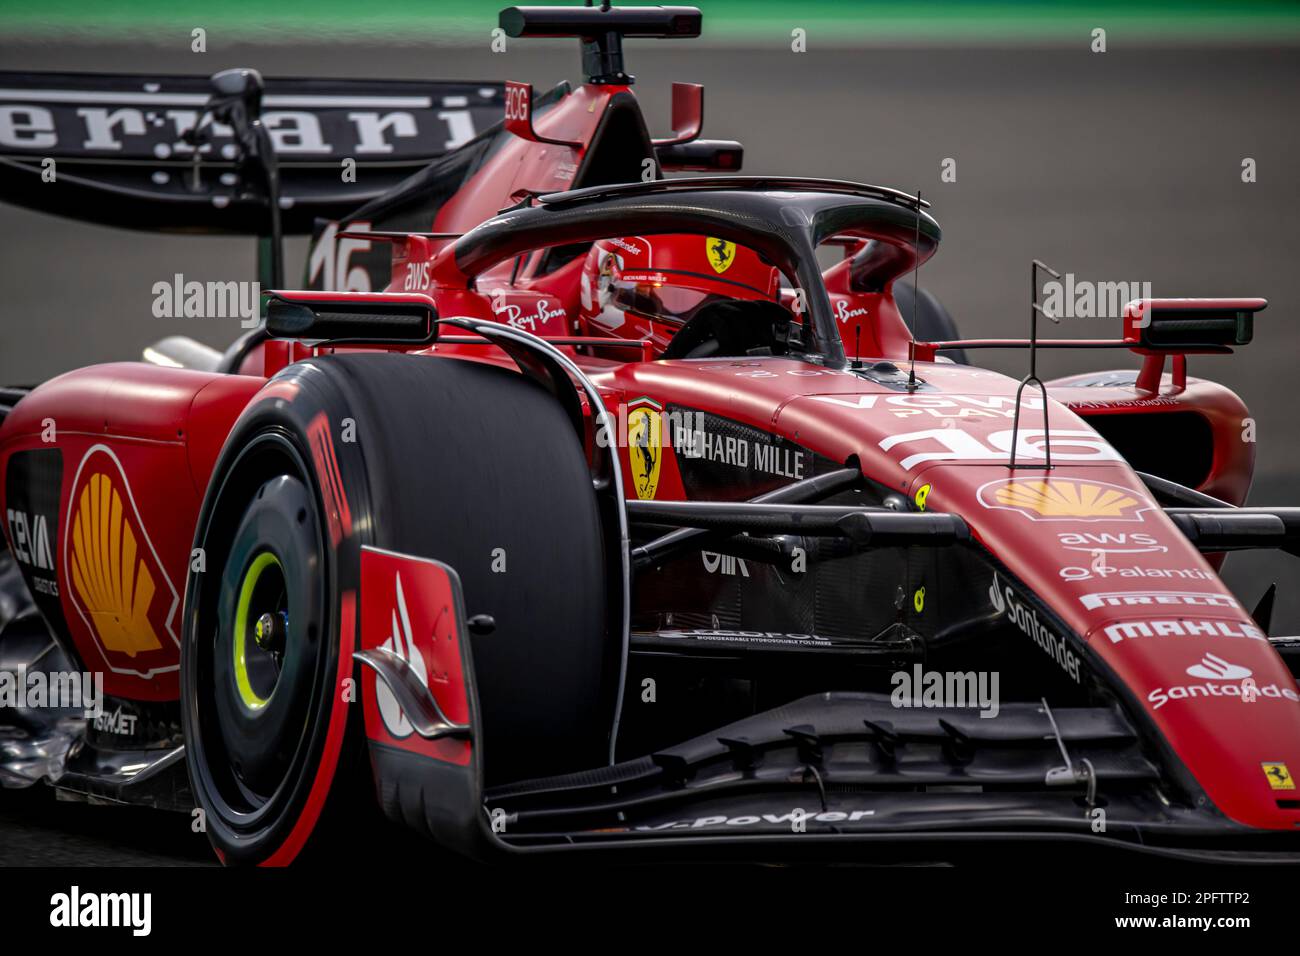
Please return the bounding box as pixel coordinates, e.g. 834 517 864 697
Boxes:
0 71 504 234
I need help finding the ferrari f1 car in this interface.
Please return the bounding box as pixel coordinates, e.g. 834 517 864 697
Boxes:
2 4 1299 865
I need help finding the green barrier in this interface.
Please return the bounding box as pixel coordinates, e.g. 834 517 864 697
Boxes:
1 0 1298 42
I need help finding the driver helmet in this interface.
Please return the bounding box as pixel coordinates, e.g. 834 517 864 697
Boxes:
579 234 780 347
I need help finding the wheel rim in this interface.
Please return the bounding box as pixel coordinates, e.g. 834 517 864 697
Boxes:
187 432 332 847
232 550 286 711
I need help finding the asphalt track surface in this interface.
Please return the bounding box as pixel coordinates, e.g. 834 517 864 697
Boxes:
0 38 1298 865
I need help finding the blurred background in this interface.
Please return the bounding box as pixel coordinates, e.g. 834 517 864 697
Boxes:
1 0 1298 629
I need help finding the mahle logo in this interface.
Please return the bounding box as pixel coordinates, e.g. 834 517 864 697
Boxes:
1104 619 1264 643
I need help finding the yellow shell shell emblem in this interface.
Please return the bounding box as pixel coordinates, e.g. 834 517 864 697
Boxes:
993 479 1139 519
69 472 162 658
706 237 736 274
627 402 663 500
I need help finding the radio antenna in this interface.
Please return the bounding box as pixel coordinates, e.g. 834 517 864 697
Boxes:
905 189 922 391
1007 259 1061 469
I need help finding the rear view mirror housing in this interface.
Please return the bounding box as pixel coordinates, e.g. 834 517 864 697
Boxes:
655 139 743 172
1124 297 1266 353
265 291 438 345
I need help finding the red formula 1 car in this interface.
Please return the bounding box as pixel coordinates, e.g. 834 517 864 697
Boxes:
1 4 1298 865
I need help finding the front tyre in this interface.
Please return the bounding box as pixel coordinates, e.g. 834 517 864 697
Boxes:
182 354 609 864
182 425 360 866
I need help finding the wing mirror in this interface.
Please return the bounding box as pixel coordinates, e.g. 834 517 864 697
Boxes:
1124 298 1266 353
265 291 438 345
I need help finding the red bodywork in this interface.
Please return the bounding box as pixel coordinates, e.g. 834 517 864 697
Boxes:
1 67 1294 838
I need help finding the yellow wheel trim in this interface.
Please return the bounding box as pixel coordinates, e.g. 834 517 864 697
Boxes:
233 551 280 710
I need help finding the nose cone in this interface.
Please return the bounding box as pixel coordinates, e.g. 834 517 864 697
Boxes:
1089 620 1300 829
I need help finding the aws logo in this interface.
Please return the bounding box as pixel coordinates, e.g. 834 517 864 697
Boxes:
978 477 1151 522
706 237 735 274
65 446 180 678
627 397 664 500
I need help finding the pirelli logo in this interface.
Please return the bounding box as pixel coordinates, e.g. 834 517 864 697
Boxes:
1080 591 1239 611
307 412 351 547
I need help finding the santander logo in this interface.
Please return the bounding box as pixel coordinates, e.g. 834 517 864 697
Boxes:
1146 654 1298 710
988 573 1081 683
988 575 1006 613
376 572 428 739
1186 653 1252 680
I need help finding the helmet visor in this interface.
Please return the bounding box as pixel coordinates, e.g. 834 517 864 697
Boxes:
606 279 731 327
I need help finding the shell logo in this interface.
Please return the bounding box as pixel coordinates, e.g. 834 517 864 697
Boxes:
64 445 180 678
69 473 162 657
977 477 1150 522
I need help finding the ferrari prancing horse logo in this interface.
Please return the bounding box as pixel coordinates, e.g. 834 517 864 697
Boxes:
627 398 663 500
706 237 735 274
1263 762 1294 791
